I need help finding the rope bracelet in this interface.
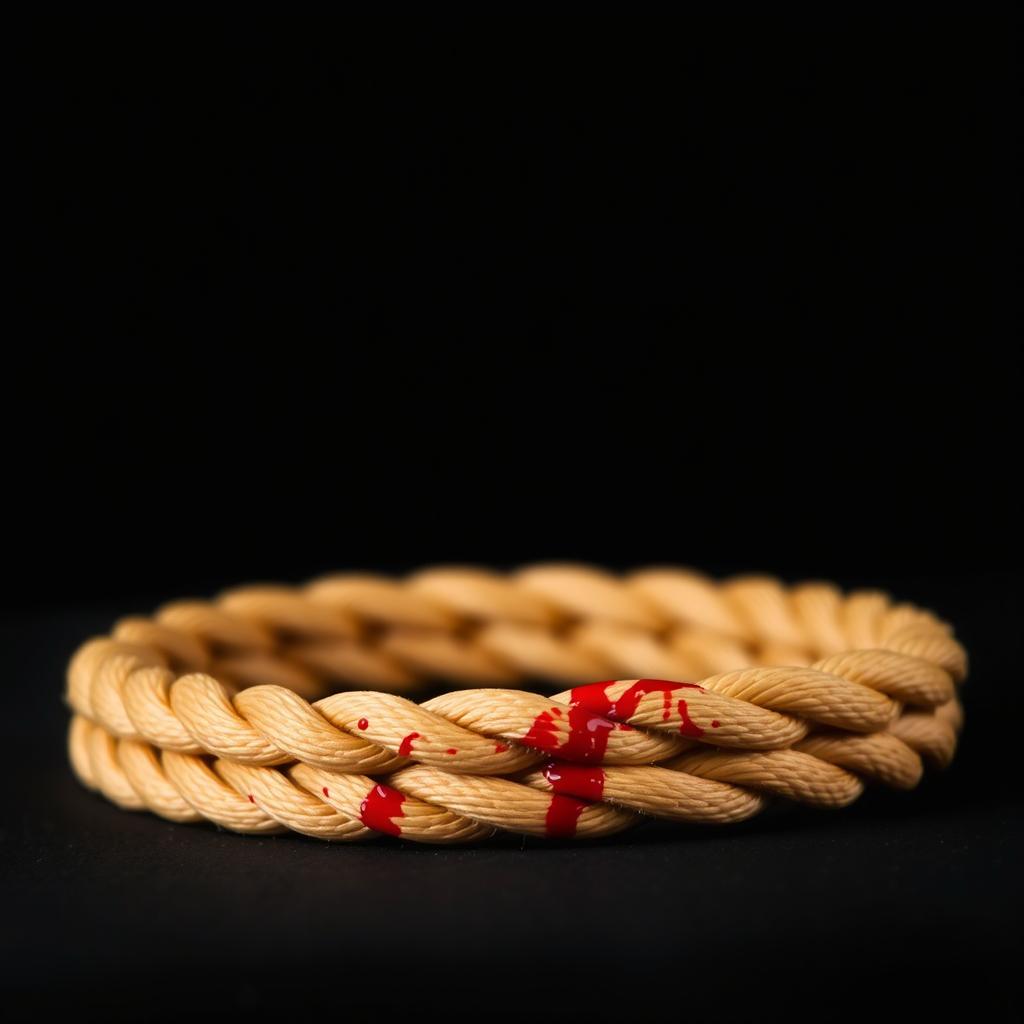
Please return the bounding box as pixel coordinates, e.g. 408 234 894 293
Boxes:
65 565 967 843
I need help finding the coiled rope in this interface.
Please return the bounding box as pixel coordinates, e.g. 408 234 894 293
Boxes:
65 565 967 842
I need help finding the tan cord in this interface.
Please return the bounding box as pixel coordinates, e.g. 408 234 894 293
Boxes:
65 564 967 842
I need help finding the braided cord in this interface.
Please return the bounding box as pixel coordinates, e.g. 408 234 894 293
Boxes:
66 565 967 842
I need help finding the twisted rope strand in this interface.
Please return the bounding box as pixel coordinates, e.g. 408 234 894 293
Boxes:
64 565 967 842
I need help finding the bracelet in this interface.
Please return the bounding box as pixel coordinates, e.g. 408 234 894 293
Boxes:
65 565 967 842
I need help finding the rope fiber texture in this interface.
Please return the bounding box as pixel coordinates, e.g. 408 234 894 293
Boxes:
65 565 967 842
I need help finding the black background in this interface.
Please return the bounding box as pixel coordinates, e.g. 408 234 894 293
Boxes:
6 12 1022 1022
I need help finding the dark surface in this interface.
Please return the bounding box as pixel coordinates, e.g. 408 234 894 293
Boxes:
7 11 1021 1022
9 12 1020 612
3 573 1021 1021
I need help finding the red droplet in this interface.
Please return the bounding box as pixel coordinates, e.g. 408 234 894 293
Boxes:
247 794 255 803
570 679 705 738
495 742 510 753
545 794 588 838
357 718 369 730
711 720 721 729
522 705 616 763
543 761 606 801
359 783 406 836
322 787 330 797
398 731 420 757
446 748 458 755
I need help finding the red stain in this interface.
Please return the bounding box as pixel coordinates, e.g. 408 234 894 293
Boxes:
359 783 406 836
522 704 616 763
570 679 706 738
543 762 606 801
247 794 255 803
495 742 509 753
322 787 330 797
677 698 705 738
357 718 369 730
545 794 588 838
398 731 420 757
711 720 721 729
446 748 458 755
523 709 560 752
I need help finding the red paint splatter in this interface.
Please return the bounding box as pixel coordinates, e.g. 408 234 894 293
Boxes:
545 794 588 838
711 720 721 729
359 783 406 836
495 742 509 753
558 706 616 762
522 704 616 763
677 698 705 738
570 679 706 738
357 718 369 730
398 731 420 757
247 794 255 803
543 761 606 802
523 710 560 752
322 787 330 797
446 748 458 755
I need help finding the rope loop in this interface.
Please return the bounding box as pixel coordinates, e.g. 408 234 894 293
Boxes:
66 565 967 842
